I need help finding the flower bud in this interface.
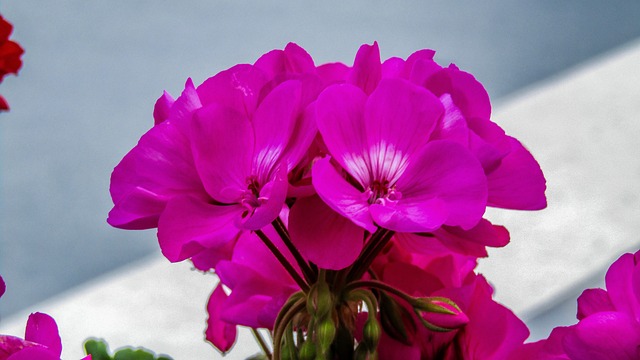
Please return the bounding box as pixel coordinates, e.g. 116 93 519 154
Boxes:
414 297 468 331
363 318 381 350
299 340 316 360
307 281 333 319
316 317 337 354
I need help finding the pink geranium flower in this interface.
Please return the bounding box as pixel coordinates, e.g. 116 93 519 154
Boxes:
360 239 529 360
108 43 319 265
0 313 90 360
368 241 529 360
205 225 302 352
313 78 488 234
511 250 640 360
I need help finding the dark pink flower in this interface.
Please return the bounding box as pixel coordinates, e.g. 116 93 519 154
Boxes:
370 242 528 359
0 313 91 360
108 44 320 265
0 14 24 112
512 250 640 360
211 225 301 330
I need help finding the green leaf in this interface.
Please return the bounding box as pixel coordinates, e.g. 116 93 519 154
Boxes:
113 348 155 360
83 337 174 360
84 339 112 360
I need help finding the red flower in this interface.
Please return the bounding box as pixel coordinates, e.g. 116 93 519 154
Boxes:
0 14 24 111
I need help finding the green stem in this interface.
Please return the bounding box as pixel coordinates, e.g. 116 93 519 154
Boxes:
255 229 309 293
346 229 394 282
251 328 272 360
272 218 317 283
343 280 416 306
273 298 306 360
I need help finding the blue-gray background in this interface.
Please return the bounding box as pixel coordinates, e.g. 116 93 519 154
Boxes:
1 0 639 340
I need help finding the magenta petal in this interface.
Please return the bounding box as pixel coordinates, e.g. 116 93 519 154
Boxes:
0 335 41 358
438 219 510 248
425 65 492 120
370 198 448 233
364 79 443 176
563 312 640 360
467 117 511 173
289 195 365 270
205 284 237 354
348 42 381 94
254 42 315 77
216 261 296 329
7 347 59 360
381 57 404 79
315 83 370 185
605 252 640 321
282 101 318 172
191 104 253 203
430 94 469 145
404 50 440 86
197 64 268 117
191 239 236 271
317 62 349 85
168 78 202 124
312 157 376 232
577 288 615 320
382 262 444 295
396 140 487 230
0 275 5 299
24 313 61 357
238 167 288 230
486 137 547 210
158 196 241 262
153 90 175 125
395 232 488 258
108 119 205 230
252 80 302 175
460 276 529 359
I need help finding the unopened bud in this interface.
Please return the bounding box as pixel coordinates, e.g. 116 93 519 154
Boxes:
299 340 316 360
415 297 468 331
307 281 333 319
317 318 337 353
363 318 381 350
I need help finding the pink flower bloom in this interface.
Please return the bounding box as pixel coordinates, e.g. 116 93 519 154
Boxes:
0 312 90 360
369 242 528 360
212 226 301 330
313 78 488 233
512 250 640 360
320 42 547 212
204 224 303 353
108 43 319 265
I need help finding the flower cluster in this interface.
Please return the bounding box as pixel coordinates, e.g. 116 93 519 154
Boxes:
108 42 547 359
511 250 640 359
0 14 23 112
